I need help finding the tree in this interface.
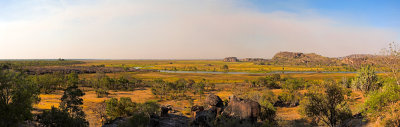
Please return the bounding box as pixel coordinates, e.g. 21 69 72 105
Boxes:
39 85 88 127
175 78 187 97
380 42 400 85
276 78 305 107
222 65 229 71
193 81 205 101
33 72 65 93
105 97 137 120
116 76 130 90
59 85 87 121
66 71 79 88
39 106 88 127
0 69 40 126
151 79 169 100
105 98 160 126
299 80 352 127
351 65 381 94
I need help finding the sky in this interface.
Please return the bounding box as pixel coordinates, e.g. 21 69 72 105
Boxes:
0 0 399 59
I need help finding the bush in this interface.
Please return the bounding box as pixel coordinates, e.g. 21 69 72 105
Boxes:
339 77 353 88
32 73 65 93
39 106 88 127
282 78 306 90
364 79 400 118
105 97 137 120
351 65 381 94
137 100 160 117
299 80 352 127
105 97 160 123
126 112 150 127
277 90 301 107
95 88 109 98
245 89 277 122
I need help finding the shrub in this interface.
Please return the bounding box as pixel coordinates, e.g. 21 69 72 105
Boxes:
282 78 305 90
277 90 301 107
105 97 160 122
105 97 137 120
364 79 400 118
32 73 65 93
299 80 352 127
245 90 277 122
351 65 381 94
126 112 150 127
138 100 160 116
39 106 88 127
95 88 110 98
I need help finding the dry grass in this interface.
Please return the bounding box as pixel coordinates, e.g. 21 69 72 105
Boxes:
35 85 369 127
34 88 158 127
276 107 302 121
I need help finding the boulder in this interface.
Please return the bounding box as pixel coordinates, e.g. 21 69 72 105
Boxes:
204 93 223 108
161 105 172 117
222 95 260 121
191 109 217 127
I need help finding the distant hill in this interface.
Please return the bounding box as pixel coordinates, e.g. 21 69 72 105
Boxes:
340 54 380 67
223 52 383 67
271 51 339 66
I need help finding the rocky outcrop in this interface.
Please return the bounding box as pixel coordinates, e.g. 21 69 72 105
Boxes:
340 54 378 67
191 108 217 127
222 95 260 121
223 57 239 62
272 51 338 66
191 94 224 126
273 52 305 59
192 94 261 126
204 93 223 108
103 106 189 127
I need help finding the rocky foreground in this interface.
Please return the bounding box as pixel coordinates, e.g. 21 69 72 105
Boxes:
103 94 262 127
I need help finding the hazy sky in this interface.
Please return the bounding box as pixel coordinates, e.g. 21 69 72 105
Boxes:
1 0 399 59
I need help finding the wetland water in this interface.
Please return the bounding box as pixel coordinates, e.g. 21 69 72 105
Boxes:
159 70 358 74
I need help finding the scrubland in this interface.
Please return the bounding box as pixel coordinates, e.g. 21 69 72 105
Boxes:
2 58 397 127
32 60 369 126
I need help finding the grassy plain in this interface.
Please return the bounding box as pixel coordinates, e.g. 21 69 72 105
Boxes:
35 60 373 126
81 60 349 73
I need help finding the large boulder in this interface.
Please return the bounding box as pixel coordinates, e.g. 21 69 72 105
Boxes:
222 96 260 121
204 93 223 108
191 109 217 127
